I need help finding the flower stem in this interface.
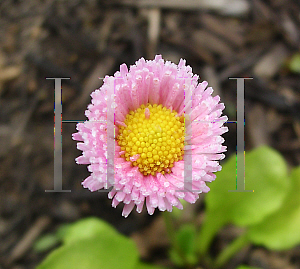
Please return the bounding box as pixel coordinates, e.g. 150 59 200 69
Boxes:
197 213 225 256
162 211 189 266
214 233 249 268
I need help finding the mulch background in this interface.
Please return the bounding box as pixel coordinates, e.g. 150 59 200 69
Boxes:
0 0 300 268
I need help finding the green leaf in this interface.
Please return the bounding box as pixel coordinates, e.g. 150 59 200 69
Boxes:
36 217 140 269
206 146 289 227
55 224 72 240
247 166 300 250
170 224 197 266
198 146 290 254
36 233 139 269
62 217 118 245
33 234 60 253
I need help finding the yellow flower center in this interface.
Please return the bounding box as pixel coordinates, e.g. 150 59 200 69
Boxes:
117 103 185 176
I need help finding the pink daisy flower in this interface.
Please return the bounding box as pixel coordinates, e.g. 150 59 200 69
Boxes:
73 55 228 217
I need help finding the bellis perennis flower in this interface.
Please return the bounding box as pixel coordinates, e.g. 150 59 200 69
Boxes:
73 55 228 217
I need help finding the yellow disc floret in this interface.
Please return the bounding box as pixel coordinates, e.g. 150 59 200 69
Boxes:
117 103 185 176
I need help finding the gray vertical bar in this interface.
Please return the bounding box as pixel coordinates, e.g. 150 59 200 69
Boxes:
236 79 245 191
46 78 71 192
183 113 193 192
229 78 253 192
184 77 193 192
98 77 116 192
178 77 199 192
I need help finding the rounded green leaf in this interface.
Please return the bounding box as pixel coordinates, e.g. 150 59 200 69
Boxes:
36 233 139 269
62 217 118 245
247 166 300 250
205 146 290 227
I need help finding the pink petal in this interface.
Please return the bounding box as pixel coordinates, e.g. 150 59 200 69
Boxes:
122 202 135 218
